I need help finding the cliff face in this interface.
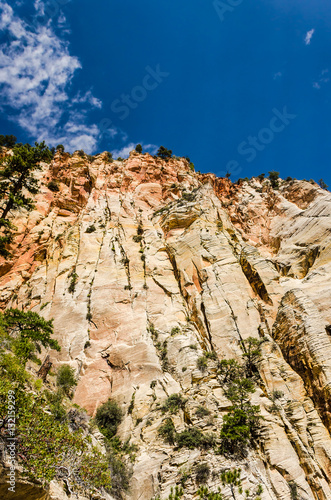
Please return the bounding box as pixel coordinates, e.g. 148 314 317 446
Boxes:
1 151 331 500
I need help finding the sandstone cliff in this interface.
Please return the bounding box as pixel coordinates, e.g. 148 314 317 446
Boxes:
1 150 331 500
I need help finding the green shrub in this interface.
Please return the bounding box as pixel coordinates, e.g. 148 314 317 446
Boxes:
34 378 43 391
176 427 202 449
56 364 77 397
195 406 211 419
197 356 208 372
156 146 172 160
68 271 78 294
170 326 181 336
135 144 143 153
256 484 263 495
95 399 123 440
56 144 65 153
162 393 187 414
105 151 113 162
195 463 210 484
182 192 195 202
158 418 176 445
176 427 215 450
132 235 142 243
271 389 284 400
0 352 28 385
197 486 223 499
166 486 184 499
205 351 217 361
128 392 135 414
268 170 280 189
47 180 60 192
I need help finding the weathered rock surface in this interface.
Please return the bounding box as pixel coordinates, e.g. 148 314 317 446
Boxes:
1 151 331 499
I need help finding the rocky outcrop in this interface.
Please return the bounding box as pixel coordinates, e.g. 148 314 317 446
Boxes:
273 289 331 429
0 151 331 499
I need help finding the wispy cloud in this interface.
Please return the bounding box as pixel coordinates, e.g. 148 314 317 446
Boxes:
313 69 330 90
111 142 158 159
0 1 104 152
304 29 315 45
273 72 282 80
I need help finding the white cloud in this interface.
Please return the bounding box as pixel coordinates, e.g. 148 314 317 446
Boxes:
111 142 158 158
313 69 330 90
33 0 45 16
0 1 105 153
304 29 315 45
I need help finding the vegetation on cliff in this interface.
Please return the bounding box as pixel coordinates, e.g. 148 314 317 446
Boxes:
0 308 129 498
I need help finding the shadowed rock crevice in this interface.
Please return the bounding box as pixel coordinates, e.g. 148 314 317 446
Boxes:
239 252 273 305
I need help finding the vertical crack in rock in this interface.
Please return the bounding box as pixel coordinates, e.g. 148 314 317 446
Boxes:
240 250 273 305
200 301 214 350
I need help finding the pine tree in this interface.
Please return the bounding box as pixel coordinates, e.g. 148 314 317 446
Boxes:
0 308 60 365
268 170 280 189
157 146 172 160
221 469 242 500
135 144 143 153
0 135 17 148
318 178 328 190
0 141 52 257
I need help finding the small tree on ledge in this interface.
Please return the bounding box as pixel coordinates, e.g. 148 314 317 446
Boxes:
318 179 328 190
157 146 172 160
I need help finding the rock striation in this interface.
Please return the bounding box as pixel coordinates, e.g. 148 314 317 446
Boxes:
1 150 331 499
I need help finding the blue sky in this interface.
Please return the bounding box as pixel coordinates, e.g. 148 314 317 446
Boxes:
0 0 330 185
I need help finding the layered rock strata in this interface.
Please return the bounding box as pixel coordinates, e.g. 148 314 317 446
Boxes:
1 151 331 499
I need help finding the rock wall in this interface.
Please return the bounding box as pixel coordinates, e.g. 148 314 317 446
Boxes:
1 150 331 499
